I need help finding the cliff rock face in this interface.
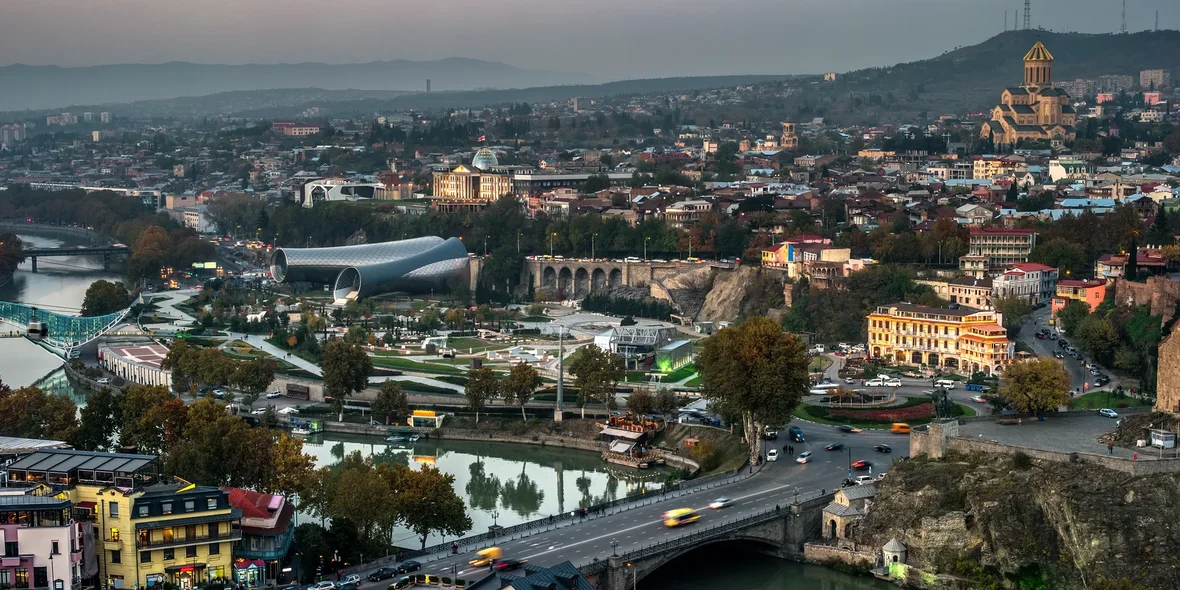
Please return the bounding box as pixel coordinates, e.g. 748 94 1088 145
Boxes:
697 266 784 322
854 454 1180 588
649 265 712 318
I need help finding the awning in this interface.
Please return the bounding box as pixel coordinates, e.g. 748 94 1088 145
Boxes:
76 501 97 510
164 563 206 573
609 441 635 454
600 427 644 440
233 559 265 570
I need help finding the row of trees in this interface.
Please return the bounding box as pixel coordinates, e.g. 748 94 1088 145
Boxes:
463 364 543 422
1056 298 1162 392
162 340 277 405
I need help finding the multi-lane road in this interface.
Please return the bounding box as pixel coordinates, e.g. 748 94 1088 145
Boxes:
349 421 909 587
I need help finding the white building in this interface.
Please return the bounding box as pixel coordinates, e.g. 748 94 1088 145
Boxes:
0 492 86 590
992 262 1058 305
181 205 217 234
98 344 173 389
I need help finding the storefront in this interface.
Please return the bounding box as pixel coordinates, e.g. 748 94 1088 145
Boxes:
233 560 266 587
164 564 205 590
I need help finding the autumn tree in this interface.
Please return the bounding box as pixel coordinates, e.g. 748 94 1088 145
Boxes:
998 358 1071 419
626 388 655 418
464 366 499 423
119 385 175 454
321 340 373 421
80 280 132 316
696 317 809 464
993 295 1034 337
372 380 409 425
501 363 541 421
398 465 473 549
654 388 678 420
74 386 121 451
568 344 625 418
0 387 79 442
1056 300 1092 337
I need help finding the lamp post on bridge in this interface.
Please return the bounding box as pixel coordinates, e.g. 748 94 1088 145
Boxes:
611 539 618 557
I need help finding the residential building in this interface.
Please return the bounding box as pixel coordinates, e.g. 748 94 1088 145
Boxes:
980 41 1077 146
660 200 713 228
1052 279 1107 317
867 303 1013 375
222 489 293 587
993 262 1058 305
181 206 217 234
271 121 321 137
760 235 849 280
959 228 1036 278
1048 158 1092 182
5 450 240 590
0 494 85 590
947 277 993 309
1140 69 1171 90
0 125 26 144
1094 249 1167 281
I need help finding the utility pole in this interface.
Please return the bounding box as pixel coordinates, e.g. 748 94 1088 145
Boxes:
555 326 565 422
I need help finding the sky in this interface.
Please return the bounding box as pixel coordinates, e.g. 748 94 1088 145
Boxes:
2 0 1178 79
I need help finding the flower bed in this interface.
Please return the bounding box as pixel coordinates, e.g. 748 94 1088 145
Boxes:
828 402 934 422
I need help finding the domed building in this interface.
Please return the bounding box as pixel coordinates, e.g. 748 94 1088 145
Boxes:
471 147 500 170
979 40 1077 147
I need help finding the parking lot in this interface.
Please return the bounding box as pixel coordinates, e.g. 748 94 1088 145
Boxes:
958 413 1137 459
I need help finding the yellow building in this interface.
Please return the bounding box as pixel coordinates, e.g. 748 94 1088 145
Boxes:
7 449 240 590
431 147 513 210
980 41 1077 146
867 303 1013 375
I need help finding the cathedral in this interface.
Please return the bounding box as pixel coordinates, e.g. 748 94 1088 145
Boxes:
980 40 1077 147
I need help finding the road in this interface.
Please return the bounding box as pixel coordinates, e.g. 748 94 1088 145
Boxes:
1017 306 1117 394
350 421 909 587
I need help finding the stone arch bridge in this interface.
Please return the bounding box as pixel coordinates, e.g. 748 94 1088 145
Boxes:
520 258 725 298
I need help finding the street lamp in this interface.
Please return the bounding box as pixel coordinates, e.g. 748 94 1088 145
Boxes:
592 233 598 260
550 232 556 258
626 562 636 590
611 539 619 557
484 235 489 257
517 232 522 253
644 237 650 262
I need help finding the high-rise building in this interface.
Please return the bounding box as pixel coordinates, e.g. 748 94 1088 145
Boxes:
83 112 94 122
959 228 1037 278
979 41 1077 146
1140 69 1171 90
100 112 111 123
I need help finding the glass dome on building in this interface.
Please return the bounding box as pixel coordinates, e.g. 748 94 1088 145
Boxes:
471 147 499 170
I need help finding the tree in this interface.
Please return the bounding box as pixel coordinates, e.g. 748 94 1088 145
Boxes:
626 388 655 418
501 363 541 421
568 344 625 418
119 385 175 454
0 386 79 442
372 381 409 425
654 388 678 420
321 340 373 421
0 234 26 276
74 386 120 451
1030 238 1087 277
1075 314 1119 364
464 366 499 423
398 465 473 549
1056 300 1091 337
80 280 132 316
993 295 1034 337
998 358 1071 419
696 317 810 464
233 358 276 396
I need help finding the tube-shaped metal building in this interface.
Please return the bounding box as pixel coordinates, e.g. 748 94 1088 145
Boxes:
270 237 450 284
332 237 468 301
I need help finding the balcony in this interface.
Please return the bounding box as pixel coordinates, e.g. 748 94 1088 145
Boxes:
103 538 123 550
136 529 241 550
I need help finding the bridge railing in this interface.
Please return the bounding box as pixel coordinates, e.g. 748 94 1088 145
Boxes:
389 460 755 565
579 492 828 576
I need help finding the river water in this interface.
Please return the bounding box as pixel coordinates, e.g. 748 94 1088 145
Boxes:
5 233 890 589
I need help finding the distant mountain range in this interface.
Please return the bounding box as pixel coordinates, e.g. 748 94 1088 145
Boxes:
0 57 591 111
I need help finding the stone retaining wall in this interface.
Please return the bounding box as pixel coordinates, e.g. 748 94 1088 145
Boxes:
802 543 877 569
945 436 1180 475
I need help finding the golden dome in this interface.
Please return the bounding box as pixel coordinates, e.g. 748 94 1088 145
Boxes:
1023 41 1054 62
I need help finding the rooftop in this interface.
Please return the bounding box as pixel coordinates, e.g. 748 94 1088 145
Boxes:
970 227 1035 236
8 448 157 474
105 344 169 369
877 303 985 318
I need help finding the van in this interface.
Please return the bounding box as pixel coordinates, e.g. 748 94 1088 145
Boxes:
934 379 955 390
891 423 910 434
788 426 805 442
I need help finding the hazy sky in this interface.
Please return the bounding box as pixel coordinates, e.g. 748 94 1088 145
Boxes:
3 0 1177 79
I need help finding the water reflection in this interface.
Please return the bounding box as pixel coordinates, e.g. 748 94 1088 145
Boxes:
500 464 544 517
644 545 896 590
466 459 501 512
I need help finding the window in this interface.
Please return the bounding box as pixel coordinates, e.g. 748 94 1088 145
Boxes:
184 500 195 513
109 528 120 542
138 505 149 517
185 525 197 541
163 548 174 561
141 551 152 564
162 528 174 542
208 523 217 536
186 546 197 559
51 541 59 555
4 541 17 557
109 501 119 518
208 543 219 556
33 567 47 588
110 551 121 564
14 569 27 587
0 569 9 587
207 498 217 510
161 502 172 515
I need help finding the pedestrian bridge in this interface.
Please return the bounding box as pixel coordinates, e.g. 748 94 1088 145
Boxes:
0 301 132 358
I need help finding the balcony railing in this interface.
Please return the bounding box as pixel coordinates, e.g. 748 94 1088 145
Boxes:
137 529 241 550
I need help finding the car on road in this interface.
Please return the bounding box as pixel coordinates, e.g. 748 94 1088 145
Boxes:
266 390 282 399
837 425 861 433
336 583 357 590
873 444 892 453
795 451 813 464
884 379 902 387
865 378 885 387
1095 375 1111 387
367 568 397 581
96 377 111 385
709 497 733 509
663 508 701 527
1098 408 1119 419
854 475 875 485
1054 351 1064 359
825 442 844 451
788 426 805 442
766 449 779 462
394 560 421 574
309 582 335 590
1058 340 1069 348
495 558 528 571
469 547 502 567
341 575 359 586
251 408 267 415
851 460 872 470
1090 367 1102 376
971 395 988 404
844 377 854 384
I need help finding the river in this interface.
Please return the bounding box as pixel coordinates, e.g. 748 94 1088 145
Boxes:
0 231 122 387
6 235 891 589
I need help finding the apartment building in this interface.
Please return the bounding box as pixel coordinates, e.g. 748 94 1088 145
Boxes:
1051 279 1107 318
959 228 1036 278
6 450 240 590
992 262 1058 305
867 303 1013 375
0 494 85 590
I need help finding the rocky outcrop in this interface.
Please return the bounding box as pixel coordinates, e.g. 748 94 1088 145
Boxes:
853 453 1180 588
697 266 785 322
649 265 712 317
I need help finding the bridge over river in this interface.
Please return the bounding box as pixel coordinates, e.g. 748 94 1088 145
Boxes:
0 300 133 358
22 245 131 272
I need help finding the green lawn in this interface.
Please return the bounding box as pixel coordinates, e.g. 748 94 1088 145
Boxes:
1069 391 1152 410
626 371 650 383
683 376 701 388
447 337 509 353
808 356 833 373
371 356 465 375
661 363 696 383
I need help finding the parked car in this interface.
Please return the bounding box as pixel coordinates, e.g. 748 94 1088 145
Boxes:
971 395 988 404
213 389 227 398
873 444 892 453
251 408 267 415
865 378 885 387
825 442 845 451
340 575 359 586
309 582 335 590
336 583 357 590
795 451 813 464
766 449 779 462
394 560 421 574
367 568 396 582
266 390 283 399
1098 408 1119 419
854 475 875 485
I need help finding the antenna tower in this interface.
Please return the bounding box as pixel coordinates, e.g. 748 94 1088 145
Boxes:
1156 10 1159 31
1005 10 1008 31
1023 0 1031 30
1121 0 1127 33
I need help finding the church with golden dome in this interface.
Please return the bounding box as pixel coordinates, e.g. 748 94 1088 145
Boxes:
980 40 1077 147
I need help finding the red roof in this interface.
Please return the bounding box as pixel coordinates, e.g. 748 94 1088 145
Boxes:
223 487 285 519
1008 262 1055 272
970 227 1035 236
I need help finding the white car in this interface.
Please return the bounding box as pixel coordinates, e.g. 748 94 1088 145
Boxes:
844 377 854 384
865 378 885 387
213 389 227 398
795 451 812 464
341 575 361 585
1098 408 1119 419
310 582 336 590
709 497 733 509
95 377 111 385
277 406 299 415
884 379 902 388
766 449 779 462
266 390 283 399
251 408 267 415
854 475 875 485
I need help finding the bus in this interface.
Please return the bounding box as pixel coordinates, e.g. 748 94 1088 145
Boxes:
662 508 701 527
